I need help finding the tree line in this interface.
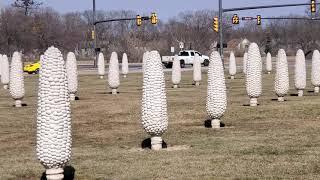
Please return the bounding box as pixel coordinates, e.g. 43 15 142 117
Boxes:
1 1 319 62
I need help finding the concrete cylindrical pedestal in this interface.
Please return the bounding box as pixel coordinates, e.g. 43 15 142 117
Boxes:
46 168 64 180
70 93 76 101
112 89 117 95
278 96 285 102
250 98 258 107
211 119 221 129
15 100 22 107
151 136 162 150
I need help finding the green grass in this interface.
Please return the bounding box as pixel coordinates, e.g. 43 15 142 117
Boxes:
1 68 320 179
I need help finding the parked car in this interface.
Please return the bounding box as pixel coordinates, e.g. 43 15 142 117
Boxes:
162 50 209 68
24 61 40 74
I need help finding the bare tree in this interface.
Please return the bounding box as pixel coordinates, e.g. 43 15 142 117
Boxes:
12 0 42 16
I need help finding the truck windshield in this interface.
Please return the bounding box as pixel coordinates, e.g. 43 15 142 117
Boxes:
179 51 189 56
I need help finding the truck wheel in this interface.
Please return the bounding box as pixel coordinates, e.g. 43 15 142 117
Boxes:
165 62 173 68
35 69 40 74
203 59 209 66
180 60 185 68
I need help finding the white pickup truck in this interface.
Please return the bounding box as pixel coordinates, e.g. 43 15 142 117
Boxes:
162 50 210 68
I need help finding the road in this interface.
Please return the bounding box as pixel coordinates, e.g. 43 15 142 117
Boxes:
76 56 303 75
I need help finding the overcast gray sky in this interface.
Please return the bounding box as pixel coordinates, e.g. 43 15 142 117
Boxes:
2 0 309 20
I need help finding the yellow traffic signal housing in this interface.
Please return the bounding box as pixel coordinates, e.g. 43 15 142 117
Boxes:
151 12 158 25
232 14 239 24
311 0 316 13
91 30 95 40
136 15 142 26
257 15 261 25
213 17 219 33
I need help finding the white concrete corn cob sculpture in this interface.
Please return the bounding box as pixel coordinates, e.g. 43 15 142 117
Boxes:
0 54 3 77
141 50 168 150
9 52 25 107
142 51 149 76
294 49 306 97
229 51 236 79
206 51 227 128
312 50 320 93
172 55 181 88
246 43 262 106
243 52 248 74
1 55 9 89
98 52 105 79
274 49 289 102
193 53 202 86
108 52 120 94
266 52 272 74
122 53 129 78
66 52 78 101
36 46 72 180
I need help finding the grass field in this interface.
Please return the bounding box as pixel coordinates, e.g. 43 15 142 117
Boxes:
1 64 320 179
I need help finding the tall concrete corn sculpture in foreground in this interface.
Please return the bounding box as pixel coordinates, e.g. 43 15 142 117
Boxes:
36 46 72 180
9 52 25 107
108 52 120 94
0 54 3 77
193 53 202 86
266 52 272 74
246 43 262 106
229 51 236 79
206 51 227 128
312 50 320 93
142 51 149 76
122 53 129 78
98 52 105 79
172 55 181 88
243 52 248 74
294 49 306 97
1 55 9 89
141 51 168 150
66 52 78 101
274 49 289 102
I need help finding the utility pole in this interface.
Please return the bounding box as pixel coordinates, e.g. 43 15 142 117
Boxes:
219 0 224 63
93 0 97 67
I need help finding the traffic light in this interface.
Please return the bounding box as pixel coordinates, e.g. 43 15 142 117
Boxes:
151 12 158 25
257 15 261 25
232 14 239 24
91 30 95 40
311 0 316 13
213 17 219 33
136 15 142 26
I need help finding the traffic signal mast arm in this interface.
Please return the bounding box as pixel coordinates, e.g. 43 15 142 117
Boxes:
223 2 320 13
241 16 320 21
94 16 150 26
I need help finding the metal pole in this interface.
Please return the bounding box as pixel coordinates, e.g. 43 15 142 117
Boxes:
93 0 97 68
219 0 224 64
